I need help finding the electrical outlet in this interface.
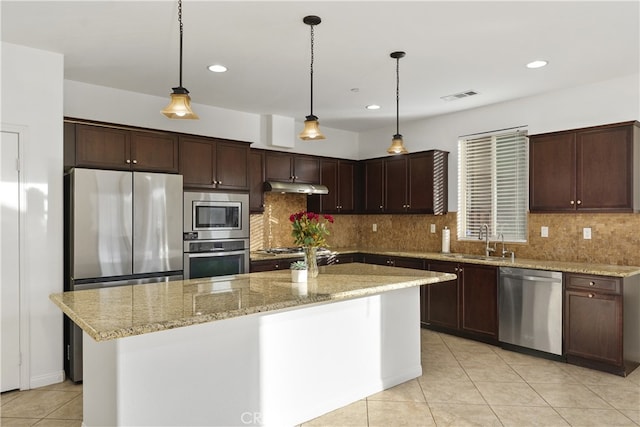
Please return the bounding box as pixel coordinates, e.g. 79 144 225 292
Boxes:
372 223 377 232
541 226 549 238
583 227 592 240
430 224 436 233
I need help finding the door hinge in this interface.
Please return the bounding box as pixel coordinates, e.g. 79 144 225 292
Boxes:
66 344 70 361
16 157 20 172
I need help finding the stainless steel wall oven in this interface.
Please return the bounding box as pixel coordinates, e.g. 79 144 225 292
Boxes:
183 192 250 279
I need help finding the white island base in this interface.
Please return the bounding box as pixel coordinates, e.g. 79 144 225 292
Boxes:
83 287 421 427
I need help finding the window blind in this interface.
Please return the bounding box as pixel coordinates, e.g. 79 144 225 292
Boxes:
458 130 528 242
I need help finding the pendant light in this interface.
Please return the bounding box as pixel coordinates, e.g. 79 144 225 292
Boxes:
299 15 326 141
161 0 199 120
387 51 408 154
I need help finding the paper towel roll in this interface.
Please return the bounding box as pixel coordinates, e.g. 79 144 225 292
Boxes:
442 226 451 253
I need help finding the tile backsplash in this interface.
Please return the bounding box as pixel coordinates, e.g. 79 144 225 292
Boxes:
250 194 640 266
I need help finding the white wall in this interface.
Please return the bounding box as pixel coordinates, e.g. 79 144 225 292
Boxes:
359 73 640 211
1 42 64 387
64 80 361 160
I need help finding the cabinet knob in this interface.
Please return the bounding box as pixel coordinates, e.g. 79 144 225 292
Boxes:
570 200 575 205
589 281 595 286
379 205 383 209
218 180 222 185
132 160 137 164
577 200 582 205
275 264 279 269
126 159 131 164
588 293 594 298
336 259 340 263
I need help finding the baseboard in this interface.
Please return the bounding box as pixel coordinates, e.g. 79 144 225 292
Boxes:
29 370 65 389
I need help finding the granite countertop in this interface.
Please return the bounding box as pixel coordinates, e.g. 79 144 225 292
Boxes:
50 263 456 342
251 248 640 278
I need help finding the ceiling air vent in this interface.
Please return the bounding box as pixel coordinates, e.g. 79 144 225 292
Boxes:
440 90 479 102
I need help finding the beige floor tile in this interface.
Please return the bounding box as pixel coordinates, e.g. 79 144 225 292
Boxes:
422 351 460 367
420 330 445 344
429 403 502 427
586 384 640 410
494 348 557 366
0 418 40 427
1 389 22 405
420 362 470 382
1 391 80 419
419 380 484 405
625 368 640 386
510 363 580 384
560 363 636 386
474 382 548 406
555 407 637 426
454 351 506 366
462 362 524 383
44 395 82 420
37 381 82 394
620 409 639 424
491 405 569 427
302 400 368 427
529 383 613 409
367 379 426 403
367 400 435 426
32 420 83 427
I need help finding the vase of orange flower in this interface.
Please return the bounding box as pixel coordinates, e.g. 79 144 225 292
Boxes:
289 211 334 278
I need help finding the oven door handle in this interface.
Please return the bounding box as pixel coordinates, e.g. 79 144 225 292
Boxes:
186 250 248 258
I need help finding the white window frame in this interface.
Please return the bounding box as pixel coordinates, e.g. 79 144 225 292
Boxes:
457 128 529 243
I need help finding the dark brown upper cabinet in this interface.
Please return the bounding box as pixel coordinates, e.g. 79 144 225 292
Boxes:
530 121 640 213
179 135 249 191
363 150 448 214
264 151 320 184
72 123 179 173
308 158 357 214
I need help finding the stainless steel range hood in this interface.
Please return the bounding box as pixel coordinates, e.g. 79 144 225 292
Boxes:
263 181 329 195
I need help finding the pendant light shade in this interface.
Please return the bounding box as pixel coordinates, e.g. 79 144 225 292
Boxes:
161 0 199 120
299 15 325 141
387 51 408 154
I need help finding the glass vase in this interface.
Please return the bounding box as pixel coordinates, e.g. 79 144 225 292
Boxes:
303 246 319 278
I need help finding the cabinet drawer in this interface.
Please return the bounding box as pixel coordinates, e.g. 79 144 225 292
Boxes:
565 274 621 294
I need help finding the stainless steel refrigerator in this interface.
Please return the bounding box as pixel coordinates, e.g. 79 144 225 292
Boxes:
63 168 183 382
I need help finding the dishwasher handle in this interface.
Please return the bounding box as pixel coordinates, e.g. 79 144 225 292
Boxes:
500 274 562 283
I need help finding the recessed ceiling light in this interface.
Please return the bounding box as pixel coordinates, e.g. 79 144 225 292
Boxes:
366 104 381 110
526 60 548 69
208 64 228 73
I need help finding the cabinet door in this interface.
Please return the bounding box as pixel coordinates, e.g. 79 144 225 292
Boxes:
576 126 633 211
265 152 293 182
249 150 265 213
216 142 249 191
293 155 320 183
426 261 459 330
565 290 622 367
408 152 435 213
529 132 576 212
384 156 408 213
131 131 179 173
362 254 391 266
180 136 215 188
460 264 498 341
319 159 339 212
75 124 131 170
363 159 384 212
338 161 356 212
393 257 425 269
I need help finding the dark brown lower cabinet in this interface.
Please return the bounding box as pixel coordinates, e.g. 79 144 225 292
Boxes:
564 273 639 376
426 260 498 344
361 254 425 269
250 253 361 273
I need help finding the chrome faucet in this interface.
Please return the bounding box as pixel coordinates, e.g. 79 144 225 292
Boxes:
499 232 516 261
479 224 495 257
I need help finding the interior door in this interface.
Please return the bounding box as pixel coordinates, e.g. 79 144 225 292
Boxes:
1 130 21 392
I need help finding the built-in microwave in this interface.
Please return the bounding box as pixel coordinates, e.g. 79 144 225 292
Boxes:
183 192 249 240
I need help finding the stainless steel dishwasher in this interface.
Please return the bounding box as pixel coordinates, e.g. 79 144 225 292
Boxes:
499 267 563 356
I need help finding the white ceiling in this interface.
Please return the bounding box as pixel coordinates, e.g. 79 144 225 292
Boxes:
2 1 638 133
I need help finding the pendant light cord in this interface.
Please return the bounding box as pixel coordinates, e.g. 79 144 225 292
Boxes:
395 55 400 136
309 23 315 117
178 0 184 88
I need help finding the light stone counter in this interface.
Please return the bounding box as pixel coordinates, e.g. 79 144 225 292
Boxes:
50 262 455 342
251 248 640 277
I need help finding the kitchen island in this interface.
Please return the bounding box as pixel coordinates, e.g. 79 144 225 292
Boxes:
50 263 456 427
